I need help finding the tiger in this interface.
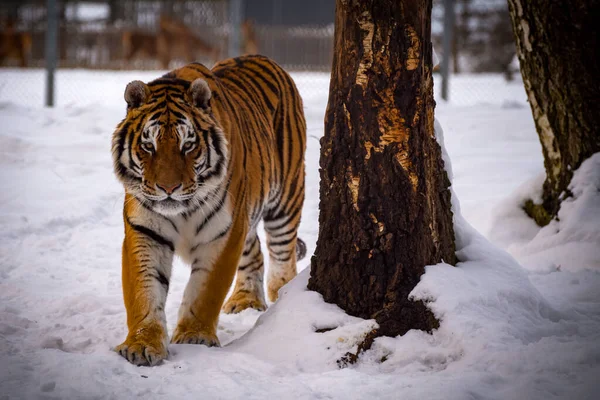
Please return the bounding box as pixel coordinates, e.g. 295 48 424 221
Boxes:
111 55 306 366
0 18 32 68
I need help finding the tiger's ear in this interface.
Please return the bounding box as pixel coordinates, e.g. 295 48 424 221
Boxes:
124 80 150 109
188 78 211 109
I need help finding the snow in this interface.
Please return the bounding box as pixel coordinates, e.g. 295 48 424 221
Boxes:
1 69 599 399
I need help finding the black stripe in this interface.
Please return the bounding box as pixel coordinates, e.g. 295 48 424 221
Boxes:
169 92 187 102
275 257 291 263
243 59 280 95
266 200 286 222
208 222 232 243
226 71 275 114
270 248 292 256
183 185 219 218
243 238 258 256
191 222 232 252
247 263 264 274
268 223 300 240
283 182 305 217
148 78 190 89
150 111 162 121
126 121 139 172
169 108 186 122
190 221 232 252
269 233 297 248
202 128 211 165
114 162 140 184
238 258 263 272
115 121 129 158
136 202 179 234
195 180 230 235
198 130 226 182
190 62 211 74
265 204 302 232
126 216 174 252
242 67 278 111
154 270 170 291
211 126 224 160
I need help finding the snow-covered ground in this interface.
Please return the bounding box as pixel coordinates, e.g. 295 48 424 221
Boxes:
1 70 598 400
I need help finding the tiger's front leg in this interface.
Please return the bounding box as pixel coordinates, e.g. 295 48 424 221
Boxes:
115 214 174 366
171 220 246 346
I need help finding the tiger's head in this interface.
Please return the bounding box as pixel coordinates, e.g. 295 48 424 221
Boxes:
112 78 229 216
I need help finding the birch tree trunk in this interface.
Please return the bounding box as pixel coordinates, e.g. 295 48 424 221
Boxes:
508 0 600 225
308 0 456 347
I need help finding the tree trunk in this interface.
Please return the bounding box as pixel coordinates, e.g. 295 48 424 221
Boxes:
454 0 472 74
108 0 124 24
308 0 456 345
452 32 460 74
508 0 600 225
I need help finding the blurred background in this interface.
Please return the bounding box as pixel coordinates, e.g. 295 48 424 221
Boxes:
0 0 522 107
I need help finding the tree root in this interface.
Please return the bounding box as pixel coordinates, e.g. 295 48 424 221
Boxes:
523 199 552 227
337 329 379 368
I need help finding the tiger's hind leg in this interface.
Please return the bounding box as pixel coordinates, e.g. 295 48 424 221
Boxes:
264 208 302 302
222 232 267 314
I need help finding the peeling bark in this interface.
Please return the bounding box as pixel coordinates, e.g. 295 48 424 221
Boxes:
508 0 600 224
309 0 456 345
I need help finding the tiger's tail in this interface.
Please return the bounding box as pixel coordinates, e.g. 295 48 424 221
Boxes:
296 237 307 261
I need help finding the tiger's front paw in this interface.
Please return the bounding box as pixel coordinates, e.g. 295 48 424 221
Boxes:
222 291 267 314
171 325 220 347
114 338 167 366
114 322 168 366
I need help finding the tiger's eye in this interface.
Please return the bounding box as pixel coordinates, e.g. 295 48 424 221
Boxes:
183 142 194 152
142 142 154 152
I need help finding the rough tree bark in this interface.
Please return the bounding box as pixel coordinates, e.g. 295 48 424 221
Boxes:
308 0 456 351
508 0 600 225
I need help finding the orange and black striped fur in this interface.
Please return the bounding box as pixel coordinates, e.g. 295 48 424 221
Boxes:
111 55 306 366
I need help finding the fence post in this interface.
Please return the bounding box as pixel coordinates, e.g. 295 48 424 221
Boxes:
441 0 454 101
228 0 244 58
45 0 58 107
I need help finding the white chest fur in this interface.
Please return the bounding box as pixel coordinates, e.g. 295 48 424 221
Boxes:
172 195 233 264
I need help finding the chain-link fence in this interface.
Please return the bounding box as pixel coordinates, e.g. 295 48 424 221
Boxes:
0 0 332 69
432 0 526 104
433 0 516 74
0 0 334 106
0 0 525 108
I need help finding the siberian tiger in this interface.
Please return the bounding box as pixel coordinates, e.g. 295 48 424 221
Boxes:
111 55 306 366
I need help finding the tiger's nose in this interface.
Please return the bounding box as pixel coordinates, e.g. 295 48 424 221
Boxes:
156 183 182 195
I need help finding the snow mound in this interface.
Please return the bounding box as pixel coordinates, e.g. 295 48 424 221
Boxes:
490 153 600 273
230 269 378 372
